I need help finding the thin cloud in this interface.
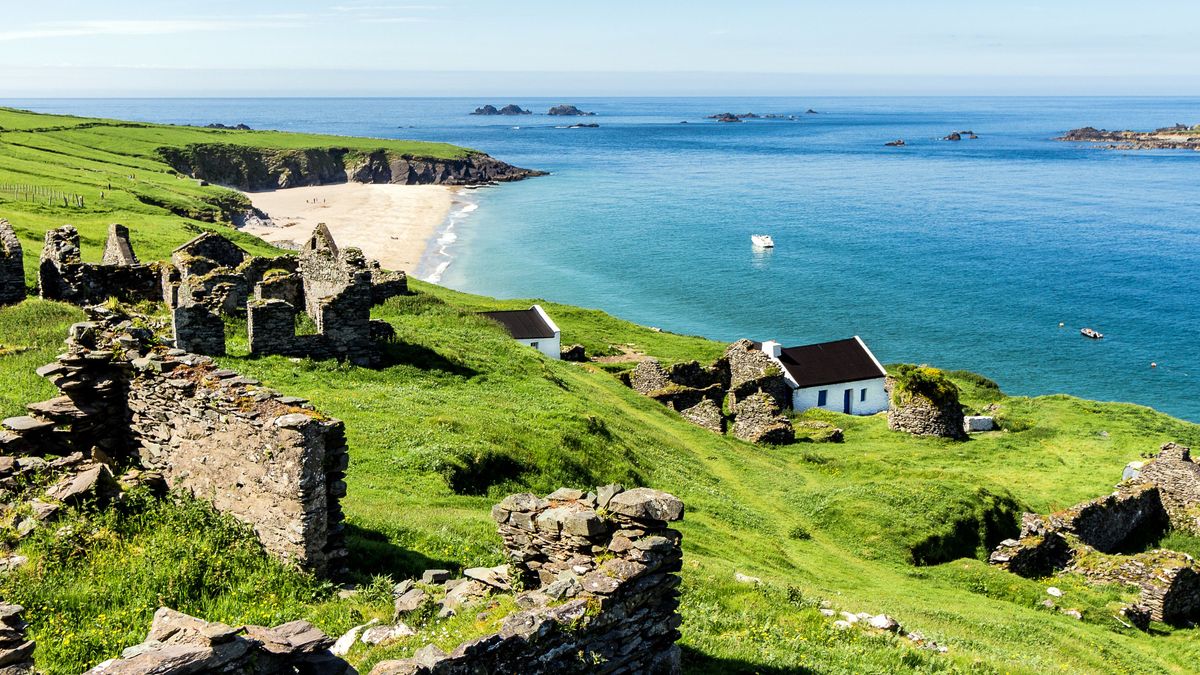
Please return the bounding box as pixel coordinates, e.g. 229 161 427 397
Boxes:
0 18 307 43
331 4 443 11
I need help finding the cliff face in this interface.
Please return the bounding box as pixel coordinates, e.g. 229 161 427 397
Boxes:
158 144 545 190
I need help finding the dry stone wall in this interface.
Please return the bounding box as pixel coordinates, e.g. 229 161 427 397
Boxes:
1139 442 1200 534
371 485 686 675
126 358 349 574
38 225 160 305
886 378 966 440
4 305 347 575
0 219 23 307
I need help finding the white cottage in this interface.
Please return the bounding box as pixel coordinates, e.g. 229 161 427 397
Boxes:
759 336 889 415
480 305 562 359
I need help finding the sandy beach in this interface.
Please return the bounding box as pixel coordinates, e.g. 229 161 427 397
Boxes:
239 183 455 273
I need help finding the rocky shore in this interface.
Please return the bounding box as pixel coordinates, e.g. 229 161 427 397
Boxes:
159 145 545 191
1058 125 1200 150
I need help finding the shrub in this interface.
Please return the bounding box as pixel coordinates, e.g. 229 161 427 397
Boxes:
891 364 961 408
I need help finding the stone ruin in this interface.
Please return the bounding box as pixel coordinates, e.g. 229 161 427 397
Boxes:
0 219 407 367
83 608 353 674
0 304 690 674
989 443 1200 628
0 220 23 307
1 304 348 575
38 224 161 305
167 225 405 366
626 339 795 444
369 484 685 675
885 376 966 440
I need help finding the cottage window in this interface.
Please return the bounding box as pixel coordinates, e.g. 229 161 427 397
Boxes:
817 390 828 406
531 341 539 349
860 388 867 402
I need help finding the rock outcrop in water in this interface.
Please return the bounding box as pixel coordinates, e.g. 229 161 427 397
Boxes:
1058 125 1200 150
471 104 532 116
159 144 545 190
547 104 595 116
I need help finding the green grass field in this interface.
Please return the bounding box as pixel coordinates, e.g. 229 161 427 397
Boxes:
1 108 1198 674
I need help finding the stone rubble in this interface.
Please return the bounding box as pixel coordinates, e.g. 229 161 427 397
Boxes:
0 603 34 675
370 484 686 675
83 607 353 674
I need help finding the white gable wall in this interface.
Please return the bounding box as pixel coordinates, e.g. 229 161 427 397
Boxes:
793 377 888 415
515 335 561 359
521 305 561 359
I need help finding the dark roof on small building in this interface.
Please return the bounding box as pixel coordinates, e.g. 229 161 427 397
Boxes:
480 308 557 340
775 337 886 388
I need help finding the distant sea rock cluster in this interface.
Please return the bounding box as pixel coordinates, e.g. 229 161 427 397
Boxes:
706 111 814 123
471 104 532 116
471 104 597 116
1058 125 1200 150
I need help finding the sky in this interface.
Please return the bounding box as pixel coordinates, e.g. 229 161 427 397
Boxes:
2 1 1199 96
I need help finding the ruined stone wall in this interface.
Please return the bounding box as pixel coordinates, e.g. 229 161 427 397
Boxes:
7 306 347 576
990 454 1200 627
255 272 304 308
298 224 407 321
84 608 352 674
1139 443 1200 534
0 219 24 306
101 223 139 266
628 346 794 443
886 381 967 440
248 276 384 367
37 225 161 305
172 303 226 356
126 355 348 574
371 485 685 675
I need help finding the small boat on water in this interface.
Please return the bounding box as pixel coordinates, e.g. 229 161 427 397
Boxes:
1080 327 1104 339
751 234 775 248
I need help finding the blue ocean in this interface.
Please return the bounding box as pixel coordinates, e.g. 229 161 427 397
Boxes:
7 97 1199 421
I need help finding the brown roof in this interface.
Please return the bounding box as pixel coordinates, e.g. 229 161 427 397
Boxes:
480 308 557 339
775 337 886 388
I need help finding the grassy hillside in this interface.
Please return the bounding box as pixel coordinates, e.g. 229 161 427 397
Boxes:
0 107 472 286
2 280 1198 673
2 107 1198 673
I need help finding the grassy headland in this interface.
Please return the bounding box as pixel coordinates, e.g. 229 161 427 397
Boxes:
0 109 1198 674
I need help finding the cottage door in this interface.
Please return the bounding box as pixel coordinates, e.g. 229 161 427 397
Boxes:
843 388 853 414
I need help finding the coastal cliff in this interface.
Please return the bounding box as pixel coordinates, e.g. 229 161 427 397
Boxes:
158 144 545 190
1058 125 1200 150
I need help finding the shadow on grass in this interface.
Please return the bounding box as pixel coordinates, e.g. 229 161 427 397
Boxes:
343 523 460 582
378 340 477 377
680 645 813 675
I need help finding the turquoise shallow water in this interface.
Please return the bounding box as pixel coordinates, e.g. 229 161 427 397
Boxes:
7 97 1199 421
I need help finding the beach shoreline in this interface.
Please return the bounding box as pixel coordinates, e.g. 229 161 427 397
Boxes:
238 183 455 275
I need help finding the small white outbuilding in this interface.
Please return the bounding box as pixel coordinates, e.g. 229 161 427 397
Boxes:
758 336 889 415
480 305 561 359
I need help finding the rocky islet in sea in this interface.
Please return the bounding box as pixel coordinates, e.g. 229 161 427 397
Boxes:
1058 124 1200 150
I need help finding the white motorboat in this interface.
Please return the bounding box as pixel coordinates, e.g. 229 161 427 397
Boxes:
751 234 775 248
